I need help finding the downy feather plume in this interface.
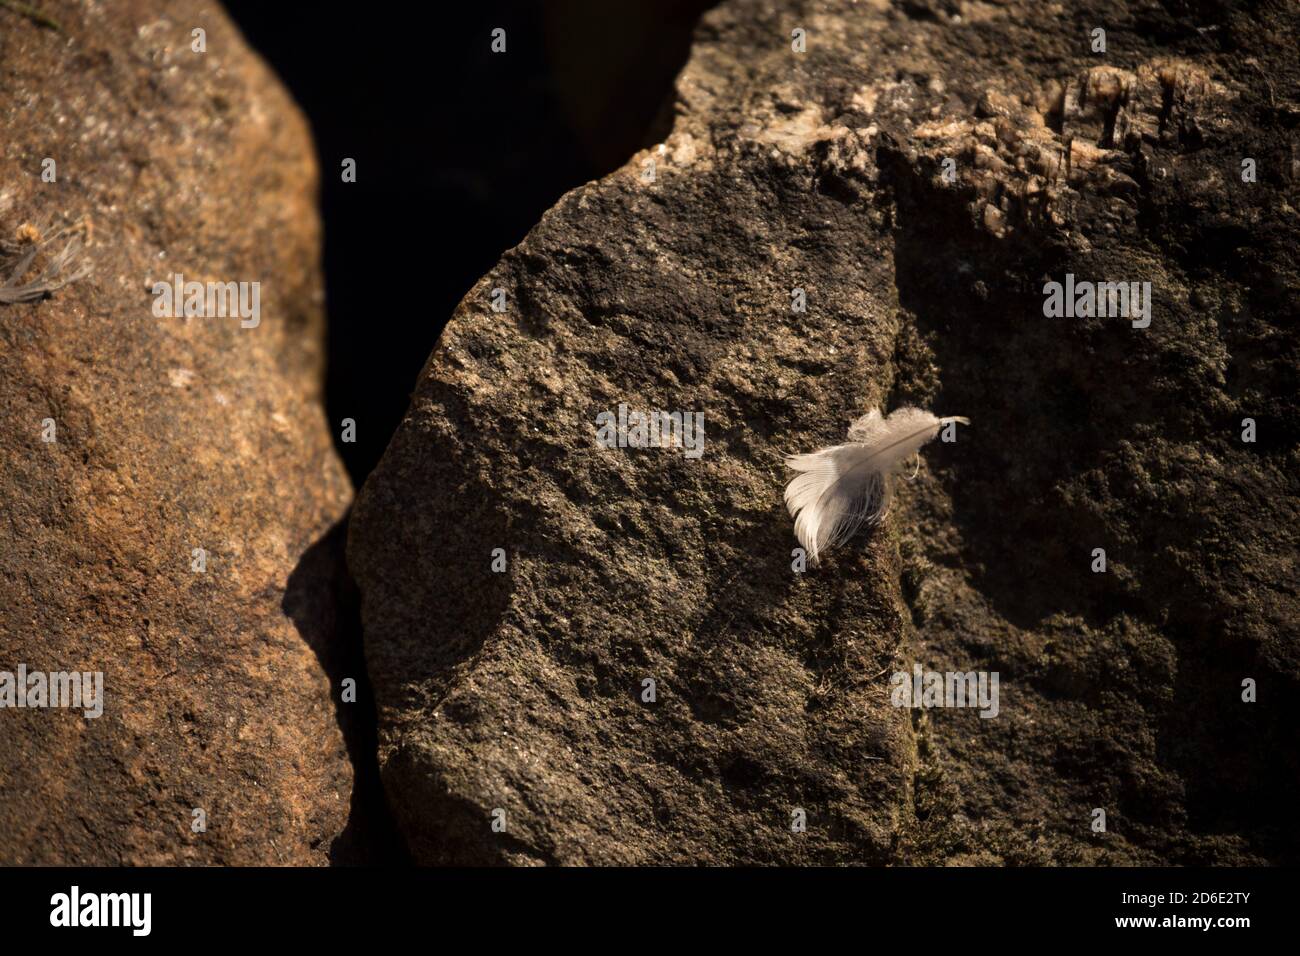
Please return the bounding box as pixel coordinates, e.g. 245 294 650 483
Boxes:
784 406 969 565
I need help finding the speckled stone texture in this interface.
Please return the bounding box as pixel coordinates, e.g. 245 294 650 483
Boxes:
351 0 1298 864
0 0 353 863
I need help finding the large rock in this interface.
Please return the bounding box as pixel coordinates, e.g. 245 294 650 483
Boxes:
0 1 353 863
350 0 1299 864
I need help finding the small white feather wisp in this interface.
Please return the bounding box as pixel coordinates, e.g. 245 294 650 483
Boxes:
784 407 970 564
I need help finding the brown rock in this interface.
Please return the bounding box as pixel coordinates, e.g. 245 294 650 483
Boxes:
0 0 353 864
352 0 1299 864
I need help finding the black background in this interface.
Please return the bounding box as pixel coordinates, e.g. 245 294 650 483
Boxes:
7 866 1286 940
223 0 713 482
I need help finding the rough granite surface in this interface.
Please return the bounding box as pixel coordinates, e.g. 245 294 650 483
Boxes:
349 0 1299 864
0 0 354 864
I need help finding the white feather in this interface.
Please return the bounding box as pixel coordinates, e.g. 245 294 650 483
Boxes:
784 406 969 564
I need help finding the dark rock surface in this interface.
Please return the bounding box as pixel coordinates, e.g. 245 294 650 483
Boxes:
349 0 1299 864
0 1 354 864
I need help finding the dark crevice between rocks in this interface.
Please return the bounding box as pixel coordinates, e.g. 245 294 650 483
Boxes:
225 0 718 486
283 517 410 865
224 1 718 864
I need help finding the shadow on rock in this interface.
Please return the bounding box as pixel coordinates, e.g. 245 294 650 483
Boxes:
283 515 411 865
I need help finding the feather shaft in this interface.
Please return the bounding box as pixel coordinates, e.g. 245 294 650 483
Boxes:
783 408 968 564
